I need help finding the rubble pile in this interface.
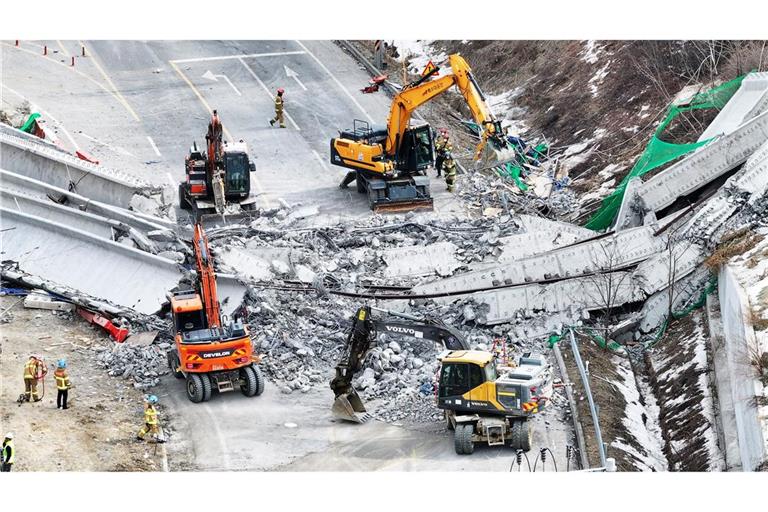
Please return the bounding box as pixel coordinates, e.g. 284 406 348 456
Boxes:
458 169 578 221
94 340 172 389
210 206 523 290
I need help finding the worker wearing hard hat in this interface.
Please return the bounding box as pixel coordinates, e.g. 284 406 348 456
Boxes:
444 153 457 192
137 395 165 443
1 433 14 472
54 359 72 410
269 88 286 128
23 355 46 402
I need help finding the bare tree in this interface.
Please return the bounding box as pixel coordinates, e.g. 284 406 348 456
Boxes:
579 238 635 341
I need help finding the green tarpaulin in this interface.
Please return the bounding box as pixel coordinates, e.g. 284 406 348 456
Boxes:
20 112 41 133
585 75 746 231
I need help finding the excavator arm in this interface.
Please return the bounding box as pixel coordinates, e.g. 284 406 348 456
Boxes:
192 223 222 329
383 54 505 160
330 306 468 423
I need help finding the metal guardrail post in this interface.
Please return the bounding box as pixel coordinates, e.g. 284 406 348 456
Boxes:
569 328 608 468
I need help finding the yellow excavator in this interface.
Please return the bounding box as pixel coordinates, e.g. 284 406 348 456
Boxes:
331 306 554 454
330 54 507 212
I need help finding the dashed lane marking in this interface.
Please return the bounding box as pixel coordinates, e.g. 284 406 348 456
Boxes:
294 40 375 124
147 136 162 157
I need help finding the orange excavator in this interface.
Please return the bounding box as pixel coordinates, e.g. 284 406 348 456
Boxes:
166 223 264 402
179 110 257 221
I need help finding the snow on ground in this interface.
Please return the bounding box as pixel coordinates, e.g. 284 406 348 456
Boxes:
652 313 726 470
588 61 612 98
610 357 668 471
486 87 528 136
727 228 768 452
580 40 604 65
391 40 447 74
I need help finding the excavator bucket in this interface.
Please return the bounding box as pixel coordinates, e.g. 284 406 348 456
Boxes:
332 389 371 423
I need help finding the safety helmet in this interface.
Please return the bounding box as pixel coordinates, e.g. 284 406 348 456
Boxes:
57 359 67 369
277 87 285 95
4 432 13 439
146 395 159 404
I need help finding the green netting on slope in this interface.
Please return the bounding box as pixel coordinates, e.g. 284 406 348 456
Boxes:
20 112 41 133
585 75 746 231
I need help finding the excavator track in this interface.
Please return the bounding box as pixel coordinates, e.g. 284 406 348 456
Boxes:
371 198 434 214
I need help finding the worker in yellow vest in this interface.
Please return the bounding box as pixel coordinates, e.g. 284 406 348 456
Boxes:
269 88 286 128
1 433 14 472
23 355 46 402
434 129 453 177
444 153 457 192
137 395 165 443
54 359 72 410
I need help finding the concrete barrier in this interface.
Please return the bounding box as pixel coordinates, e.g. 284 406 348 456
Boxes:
714 265 767 470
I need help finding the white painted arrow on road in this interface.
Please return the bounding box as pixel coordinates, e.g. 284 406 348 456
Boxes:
202 70 242 96
284 65 307 91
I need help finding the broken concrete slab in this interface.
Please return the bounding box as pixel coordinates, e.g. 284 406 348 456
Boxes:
23 291 75 311
382 241 461 278
0 126 158 209
699 72 768 141
1 207 182 315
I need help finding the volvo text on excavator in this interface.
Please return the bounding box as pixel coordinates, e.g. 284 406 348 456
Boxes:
166 223 265 403
330 305 554 454
179 110 258 221
330 54 508 212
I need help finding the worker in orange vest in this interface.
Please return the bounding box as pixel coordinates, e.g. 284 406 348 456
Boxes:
269 88 286 128
23 355 46 402
54 359 72 410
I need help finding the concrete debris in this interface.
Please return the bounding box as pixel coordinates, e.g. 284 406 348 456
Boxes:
23 291 75 311
95 341 170 389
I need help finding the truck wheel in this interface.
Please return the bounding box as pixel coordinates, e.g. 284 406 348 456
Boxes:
252 365 265 396
454 424 475 455
511 420 532 451
201 373 212 402
178 184 191 210
167 351 183 379
520 420 532 452
186 374 205 403
240 366 259 397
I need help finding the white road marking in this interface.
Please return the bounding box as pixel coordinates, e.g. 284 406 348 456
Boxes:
294 40 375 124
171 50 306 64
147 136 162 157
166 172 176 187
79 131 136 157
238 57 301 132
202 70 242 96
284 65 307 91
311 149 330 170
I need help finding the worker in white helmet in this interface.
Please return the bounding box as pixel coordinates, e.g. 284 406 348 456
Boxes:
1 433 14 472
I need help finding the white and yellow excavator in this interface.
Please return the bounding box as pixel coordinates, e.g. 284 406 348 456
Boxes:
330 54 507 212
331 306 554 454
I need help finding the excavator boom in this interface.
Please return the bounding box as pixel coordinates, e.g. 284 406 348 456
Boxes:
192 223 221 328
330 306 468 423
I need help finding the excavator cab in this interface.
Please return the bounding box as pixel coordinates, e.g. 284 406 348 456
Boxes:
396 124 434 174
